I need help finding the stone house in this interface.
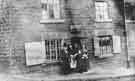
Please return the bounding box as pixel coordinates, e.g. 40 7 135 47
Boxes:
0 0 132 74
125 0 135 62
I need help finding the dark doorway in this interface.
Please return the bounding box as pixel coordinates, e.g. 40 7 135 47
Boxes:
71 37 82 49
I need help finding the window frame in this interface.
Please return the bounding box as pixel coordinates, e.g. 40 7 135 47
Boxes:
125 2 135 23
95 1 112 22
40 0 65 23
44 39 62 63
94 35 114 58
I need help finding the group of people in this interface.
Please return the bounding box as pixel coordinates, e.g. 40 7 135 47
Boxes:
60 43 89 74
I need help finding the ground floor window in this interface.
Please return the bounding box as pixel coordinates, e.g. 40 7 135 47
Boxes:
45 39 62 61
94 35 121 58
94 35 113 58
98 35 113 57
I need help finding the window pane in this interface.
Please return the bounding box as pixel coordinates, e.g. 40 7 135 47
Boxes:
42 10 49 19
95 2 109 21
44 39 62 61
54 3 60 19
42 4 48 10
48 4 54 18
41 0 61 19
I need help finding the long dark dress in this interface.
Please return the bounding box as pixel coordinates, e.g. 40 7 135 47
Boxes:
60 50 70 74
75 52 89 73
81 53 89 72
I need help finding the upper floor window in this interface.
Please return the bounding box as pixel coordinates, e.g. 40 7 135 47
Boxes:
125 2 135 22
95 1 111 22
41 0 64 23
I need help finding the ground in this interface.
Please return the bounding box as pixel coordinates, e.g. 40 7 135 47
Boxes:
0 67 135 81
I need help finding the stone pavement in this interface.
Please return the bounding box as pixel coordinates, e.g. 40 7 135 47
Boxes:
5 67 134 81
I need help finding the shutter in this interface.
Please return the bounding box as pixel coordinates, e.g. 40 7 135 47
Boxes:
94 37 100 56
53 0 60 19
25 41 46 66
113 36 121 53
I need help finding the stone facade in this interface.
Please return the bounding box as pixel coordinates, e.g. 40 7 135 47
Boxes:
125 0 135 62
0 0 131 74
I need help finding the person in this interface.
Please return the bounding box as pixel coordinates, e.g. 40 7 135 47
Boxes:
81 51 89 72
75 47 89 73
60 43 71 74
82 44 89 71
68 44 74 55
68 45 77 71
75 49 83 73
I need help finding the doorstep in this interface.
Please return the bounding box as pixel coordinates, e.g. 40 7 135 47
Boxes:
11 67 135 81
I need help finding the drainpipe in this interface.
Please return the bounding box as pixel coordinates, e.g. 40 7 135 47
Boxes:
122 0 130 68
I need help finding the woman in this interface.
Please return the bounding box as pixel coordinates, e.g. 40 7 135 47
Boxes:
75 49 83 73
75 46 89 73
60 43 71 74
68 45 77 70
82 44 89 72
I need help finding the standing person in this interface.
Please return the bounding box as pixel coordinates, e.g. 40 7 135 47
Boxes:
82 44 89 72
68 44 74 55
75 49 83 73
60 43 70 74
75 46 89 73
68 44 77 72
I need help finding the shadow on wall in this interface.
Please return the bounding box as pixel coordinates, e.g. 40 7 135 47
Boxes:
0 60 10 73
114 0 135 21
125 2 135 20
113 0 125 30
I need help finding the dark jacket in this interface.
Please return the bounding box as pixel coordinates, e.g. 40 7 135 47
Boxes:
60 49 71 74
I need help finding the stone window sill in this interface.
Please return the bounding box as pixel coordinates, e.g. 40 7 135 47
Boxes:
125 20 135 23
95 19 112 23
41 60 60 66
40 19 65 24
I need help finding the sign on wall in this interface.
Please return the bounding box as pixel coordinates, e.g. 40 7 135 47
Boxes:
25 41 46 66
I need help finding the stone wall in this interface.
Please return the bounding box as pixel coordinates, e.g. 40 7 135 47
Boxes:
0 0 128 73
5 0 69 73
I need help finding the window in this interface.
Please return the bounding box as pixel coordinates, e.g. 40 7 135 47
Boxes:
95 1 111 22
94 35 121 58
125 2 135 22
41 0 64 23
45 39 62 62
94 35 113 58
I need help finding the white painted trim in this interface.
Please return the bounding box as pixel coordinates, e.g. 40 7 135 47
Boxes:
40 19 65 23
95 19 112 23
125 20 135 23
